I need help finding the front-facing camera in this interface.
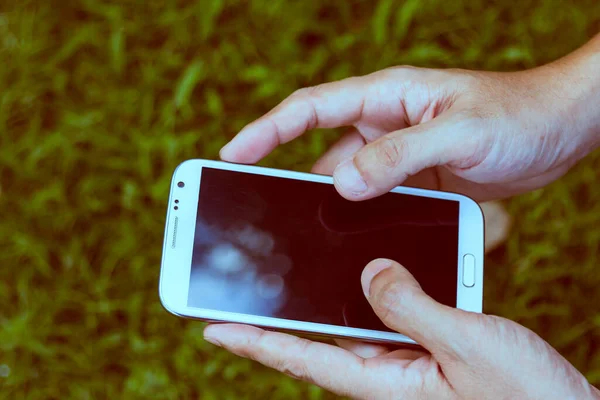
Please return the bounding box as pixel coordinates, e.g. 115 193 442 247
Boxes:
177 181 185 188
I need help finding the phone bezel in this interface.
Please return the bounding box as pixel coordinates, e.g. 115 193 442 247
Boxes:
159 159 484 345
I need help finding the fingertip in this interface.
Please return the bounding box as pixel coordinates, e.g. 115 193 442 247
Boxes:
203 323 258 347
218 135 253 163
219 121 276 163
218 143 234 161
332 159 391 202
332 158 368 198
361 259 394 298
203 324 222 346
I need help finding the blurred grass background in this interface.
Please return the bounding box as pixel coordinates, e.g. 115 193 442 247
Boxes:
1 0 600 398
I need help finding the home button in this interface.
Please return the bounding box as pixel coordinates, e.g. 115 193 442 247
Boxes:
462 254 476 287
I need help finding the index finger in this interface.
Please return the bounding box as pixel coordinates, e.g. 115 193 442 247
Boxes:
203 323 371 398
219 76 369 164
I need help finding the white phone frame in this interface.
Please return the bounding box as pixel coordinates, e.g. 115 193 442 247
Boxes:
159 159 484 345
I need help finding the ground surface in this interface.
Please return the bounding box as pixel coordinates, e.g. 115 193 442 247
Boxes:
1 1 599 398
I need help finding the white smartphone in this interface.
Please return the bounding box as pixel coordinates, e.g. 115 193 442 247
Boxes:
159 159 484 345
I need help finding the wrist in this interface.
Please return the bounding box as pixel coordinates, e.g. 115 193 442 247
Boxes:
543 35 600 160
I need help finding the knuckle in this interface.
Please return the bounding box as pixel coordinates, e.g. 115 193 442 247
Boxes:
290 87 310 101
290 87 308 98
381 64 420 77
293 85 325 100
375 137 405 169
274 339 313 382
378 65 432 86
373 280 412 322
250 330 271 361
304 85 323 97
289 87 321 130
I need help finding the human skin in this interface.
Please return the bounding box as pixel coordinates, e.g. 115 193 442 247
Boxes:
220 35 600 203
204 259 600 399
204 35 600 399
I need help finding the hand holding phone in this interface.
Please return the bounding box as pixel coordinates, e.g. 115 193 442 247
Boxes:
197 35 600 397
202 258 597 400
159 159 484 345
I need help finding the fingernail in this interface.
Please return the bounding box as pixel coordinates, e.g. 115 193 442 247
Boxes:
334 158 367 195
361 259 393 298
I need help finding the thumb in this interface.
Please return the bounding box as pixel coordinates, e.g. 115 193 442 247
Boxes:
333 114 478 200
362 258 471 359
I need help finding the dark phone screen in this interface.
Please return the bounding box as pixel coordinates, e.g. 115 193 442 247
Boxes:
187 167 459 332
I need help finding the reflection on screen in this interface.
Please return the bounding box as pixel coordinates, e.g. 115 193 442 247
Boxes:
188 167 459 332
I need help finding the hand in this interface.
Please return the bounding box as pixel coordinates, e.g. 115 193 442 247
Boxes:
307 125 513 254
220 38 600 202
203 259 600 399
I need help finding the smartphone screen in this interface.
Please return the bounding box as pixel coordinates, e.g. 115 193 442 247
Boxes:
187 167 459 333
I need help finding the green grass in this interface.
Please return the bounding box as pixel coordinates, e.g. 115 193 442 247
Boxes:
1 0 600 398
